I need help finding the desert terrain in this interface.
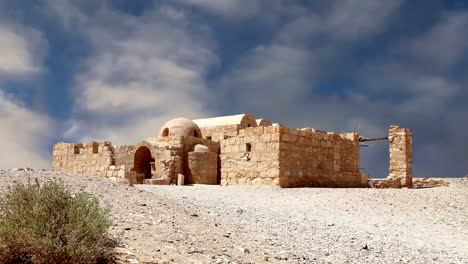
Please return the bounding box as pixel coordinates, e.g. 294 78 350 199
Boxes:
0 169 466 264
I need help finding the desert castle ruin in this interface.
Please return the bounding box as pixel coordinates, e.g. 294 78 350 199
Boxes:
52 114 413 188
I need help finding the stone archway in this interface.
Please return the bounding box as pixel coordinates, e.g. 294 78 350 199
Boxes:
134 146 154 179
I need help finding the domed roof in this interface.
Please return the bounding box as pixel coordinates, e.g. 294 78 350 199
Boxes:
159 118 202 138
256 118 272 127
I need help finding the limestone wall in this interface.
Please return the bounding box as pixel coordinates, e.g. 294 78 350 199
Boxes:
182 136 220 154
220 125 364 187
278 127 363 187
220 126 281 186
145 136 220 184
187 152 218 184
114 145 136 170
140 138 184 183
199 125 240 141
52 142 114 175
388 126 413 188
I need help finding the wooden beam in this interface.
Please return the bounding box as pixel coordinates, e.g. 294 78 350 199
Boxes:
359 137 388 142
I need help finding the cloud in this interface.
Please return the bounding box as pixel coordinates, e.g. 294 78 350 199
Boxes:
0 90 53 169
403 12 468 69
0 12 52 169
217 0 403 115
178 0 260 18
0 22 47 77
66 5 218 144
174 0 305 23
325 0 402 41
214 2 468 178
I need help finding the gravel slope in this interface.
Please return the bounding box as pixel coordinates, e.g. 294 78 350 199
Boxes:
0 170 466 264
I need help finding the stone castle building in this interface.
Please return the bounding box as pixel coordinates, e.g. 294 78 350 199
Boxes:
52 114 413 188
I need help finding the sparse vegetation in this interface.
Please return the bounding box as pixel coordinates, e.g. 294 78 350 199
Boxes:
0 179 115 264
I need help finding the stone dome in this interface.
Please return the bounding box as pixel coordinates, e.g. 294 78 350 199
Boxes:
159 118 203 138
194 144 210 152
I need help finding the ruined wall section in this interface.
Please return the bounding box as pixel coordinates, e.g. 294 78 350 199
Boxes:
52 142 115 176
145 137 184 184
180 136 220 183
220 126 281 186
388 126 413 188
113 145 136 170
277 127 363 187
187 151 218 184
219 125 364 188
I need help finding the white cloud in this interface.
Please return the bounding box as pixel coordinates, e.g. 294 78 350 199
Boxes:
0 91 53 169
404 12 468 68
179 0 259 17
0 22 46 77
325 0 402 41
66 5 217 144
0 14 51 169
175 0 305 23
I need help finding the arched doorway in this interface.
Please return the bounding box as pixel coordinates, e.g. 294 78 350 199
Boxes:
134 146 155 179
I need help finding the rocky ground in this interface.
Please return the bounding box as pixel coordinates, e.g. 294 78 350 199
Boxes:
0 170 467 264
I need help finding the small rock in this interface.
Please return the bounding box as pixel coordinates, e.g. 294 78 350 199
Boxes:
188 248 203 254
362 244 369 250
124 227 131 230
190 213 198 217
238 247 250 254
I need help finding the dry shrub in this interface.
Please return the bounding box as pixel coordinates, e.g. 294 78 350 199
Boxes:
0 179 115 264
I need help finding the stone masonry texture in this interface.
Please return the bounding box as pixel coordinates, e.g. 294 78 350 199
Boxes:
388 126 413 188
52 115 412 188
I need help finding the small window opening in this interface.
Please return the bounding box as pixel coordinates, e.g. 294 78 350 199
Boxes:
92 142 99 154
206 136 212 140
73 145 80 154
247 124 251 127
162 128 169 137
246 143 252 152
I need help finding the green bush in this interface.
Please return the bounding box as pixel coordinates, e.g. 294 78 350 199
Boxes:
0 179 115 264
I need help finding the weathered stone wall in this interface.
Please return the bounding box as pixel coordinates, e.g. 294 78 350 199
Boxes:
180 136 220 183
52 142 114 175
182 136 220 154
199 125 240 141
187 151 218 184
278 127 363 187
220 126 281 186
114 145 136 170
141 136 220 184
220 125 364 187
141 138 184 184
388 126 413 188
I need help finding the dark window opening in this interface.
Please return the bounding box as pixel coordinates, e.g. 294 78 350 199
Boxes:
73 146 80 154
206 136 212 140
92 142 99 154
246 143 252 152
162 128 169 137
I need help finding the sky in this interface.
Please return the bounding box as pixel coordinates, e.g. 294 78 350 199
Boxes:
0 0 467 178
